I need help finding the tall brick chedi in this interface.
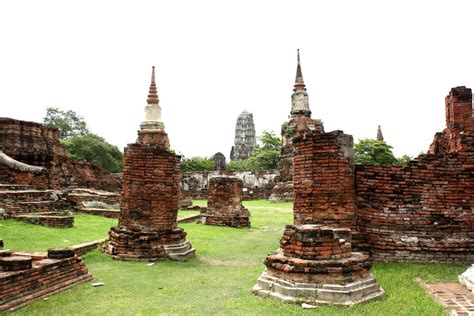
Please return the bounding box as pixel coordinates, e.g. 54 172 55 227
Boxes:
254 54 383 305
103 67 195 261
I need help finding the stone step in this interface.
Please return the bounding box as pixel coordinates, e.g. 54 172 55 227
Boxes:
163 241 196 262
253 271 384 306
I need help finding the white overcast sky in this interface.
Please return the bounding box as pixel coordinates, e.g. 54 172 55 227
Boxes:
1 1 473 159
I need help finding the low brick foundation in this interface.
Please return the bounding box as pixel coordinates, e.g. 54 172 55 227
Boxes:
253 225 384 305
12 212 74 228
0 248 92 312
200 177 250 228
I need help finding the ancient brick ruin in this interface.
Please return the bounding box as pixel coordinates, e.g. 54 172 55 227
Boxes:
0 117 120 191
103 67 195 261
354 86 474 263
254 127 384 305
230 110 256 161
269 50 324 202
0 247 92 312
201 177 250 228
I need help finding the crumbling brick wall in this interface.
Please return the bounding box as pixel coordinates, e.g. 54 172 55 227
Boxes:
355 152 474 262
0 117 120 191
354 86 474 262
292 130 356 230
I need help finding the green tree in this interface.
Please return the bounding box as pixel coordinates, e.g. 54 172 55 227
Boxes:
226 160 251 171
62 134 123 173
43 107 89 139
180 156 214 172
354 138 410 165
246 131 282 170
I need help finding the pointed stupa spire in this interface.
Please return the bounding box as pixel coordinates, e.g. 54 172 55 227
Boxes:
293 49 306 92
376 125 384 141
147 66 159 105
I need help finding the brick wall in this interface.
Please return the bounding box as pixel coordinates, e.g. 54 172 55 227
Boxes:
354 86 474 262
355 151 474 262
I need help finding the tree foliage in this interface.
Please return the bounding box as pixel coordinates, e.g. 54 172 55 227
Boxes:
62 134 123 173
354 138 410 165
180 156 214 172
43 107 89 139
246 131 281 170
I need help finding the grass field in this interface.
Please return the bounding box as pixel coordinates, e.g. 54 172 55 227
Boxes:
0 200 465 315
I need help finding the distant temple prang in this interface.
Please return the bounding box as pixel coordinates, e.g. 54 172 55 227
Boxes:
230 110 256 161
376 125 384 141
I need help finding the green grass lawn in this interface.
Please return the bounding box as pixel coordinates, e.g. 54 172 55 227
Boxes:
1 200 465 315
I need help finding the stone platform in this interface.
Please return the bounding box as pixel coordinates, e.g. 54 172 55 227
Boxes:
253 224 384 306
0 248 92 312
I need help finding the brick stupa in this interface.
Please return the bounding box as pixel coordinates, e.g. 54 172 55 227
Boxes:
103 67 195 261
253 58 384 305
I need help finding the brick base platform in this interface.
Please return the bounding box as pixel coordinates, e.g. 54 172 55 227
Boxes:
0 248 92 312
103 227 195 261
253 225 384 306
253 272 383 306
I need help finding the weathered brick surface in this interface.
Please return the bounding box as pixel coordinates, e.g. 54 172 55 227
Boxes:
355 152 474 262
292 130 356 229
0 249 92 312
0 117 121 191
354 87 474 263
118 144 180 229
201 177 250 228
429 86 474 154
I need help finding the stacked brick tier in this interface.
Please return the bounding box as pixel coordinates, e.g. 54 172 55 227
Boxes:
0 248 92 312
292 130 356 230
253 225 384 305
0 117 121 191
201 177 250 228
355 151 474 263
103 142 195 261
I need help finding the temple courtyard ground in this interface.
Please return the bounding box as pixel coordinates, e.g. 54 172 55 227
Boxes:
1 200 467 315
